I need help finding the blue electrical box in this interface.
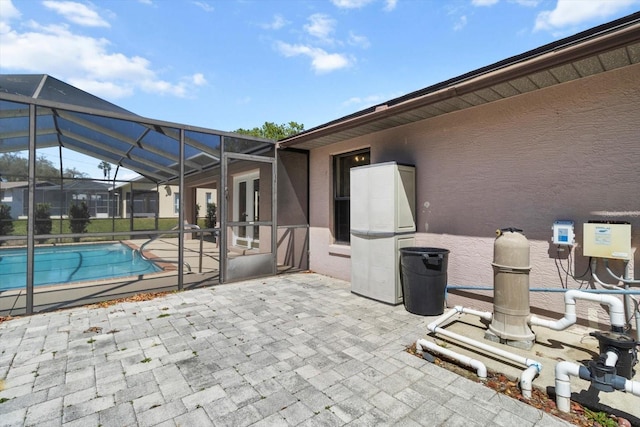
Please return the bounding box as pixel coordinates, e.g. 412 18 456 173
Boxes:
552 220 575 245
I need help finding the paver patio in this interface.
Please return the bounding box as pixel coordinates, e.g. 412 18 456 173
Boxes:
0 273 572 426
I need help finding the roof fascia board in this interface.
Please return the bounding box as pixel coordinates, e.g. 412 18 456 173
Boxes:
279 19 640 148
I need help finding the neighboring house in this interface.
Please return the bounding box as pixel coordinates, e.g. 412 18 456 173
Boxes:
117 179 217 224
279 14 640 324
0 181 32 217
0 180 112 218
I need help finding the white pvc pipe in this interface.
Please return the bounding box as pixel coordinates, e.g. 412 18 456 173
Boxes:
427 308 460 331
416 339 487 379
626 380 640 396
520 365 539 399
530 289 626 330
555 361 582 413
426 308 542 399
605 351 618 367
456 306 493 321
555 360 640 413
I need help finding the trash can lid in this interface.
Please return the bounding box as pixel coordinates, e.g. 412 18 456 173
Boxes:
400 247 450 254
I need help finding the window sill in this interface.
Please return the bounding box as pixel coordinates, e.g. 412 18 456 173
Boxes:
328 244 351 257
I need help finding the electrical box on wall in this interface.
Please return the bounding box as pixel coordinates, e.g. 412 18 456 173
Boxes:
552 220 575 245
582 221 632 260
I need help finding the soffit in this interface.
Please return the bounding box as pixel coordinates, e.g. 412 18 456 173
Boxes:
280 19 640 151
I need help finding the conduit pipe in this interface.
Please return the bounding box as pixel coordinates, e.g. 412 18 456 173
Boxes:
425 308 542 399
554 361 640 413
604 259 640 284
529 289 626 332
446 285 640 295
416 339 487 379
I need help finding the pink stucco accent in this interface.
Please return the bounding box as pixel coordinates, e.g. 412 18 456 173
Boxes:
308 64 640 327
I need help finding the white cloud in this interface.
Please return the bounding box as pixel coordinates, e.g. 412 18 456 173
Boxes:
67 78 134 98
454 15 468 31
471 0 499 6
0 0 20 34
342 94 386 108
348 31 370 48
261 14 288 30
304 13 336 42
42 1 110 27
512 0 540 6
383 0 398 11
191 73 207 86
534 0 640 31
0 16 202 99
192 1 214 13
0 0 20 20
331 0 375 9
275 41 351 73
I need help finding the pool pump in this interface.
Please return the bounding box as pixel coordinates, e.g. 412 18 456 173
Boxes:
588 330 638 391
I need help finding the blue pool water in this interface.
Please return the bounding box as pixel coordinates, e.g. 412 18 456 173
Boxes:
0 243 161 291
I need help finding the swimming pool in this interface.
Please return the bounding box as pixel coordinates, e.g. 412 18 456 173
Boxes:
0 243 161 291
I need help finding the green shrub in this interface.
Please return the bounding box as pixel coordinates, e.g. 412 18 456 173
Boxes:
205 203 217 229
0 205 14 242
69 201 91 241
35 203 52 241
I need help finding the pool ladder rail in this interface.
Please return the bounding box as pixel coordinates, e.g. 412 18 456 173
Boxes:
134 223 204 273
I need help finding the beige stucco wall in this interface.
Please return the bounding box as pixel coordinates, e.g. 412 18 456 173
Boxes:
308 63 640 327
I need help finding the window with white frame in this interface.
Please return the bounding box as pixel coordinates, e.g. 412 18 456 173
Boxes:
333 148 370 244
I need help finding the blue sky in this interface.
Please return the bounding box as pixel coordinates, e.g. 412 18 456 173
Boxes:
1 0 639 177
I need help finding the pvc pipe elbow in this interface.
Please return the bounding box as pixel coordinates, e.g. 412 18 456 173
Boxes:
566 290 626 329
555 360 580 382
520 365 539 399
530 314 575 331
427 309 459 332
555 361 581 413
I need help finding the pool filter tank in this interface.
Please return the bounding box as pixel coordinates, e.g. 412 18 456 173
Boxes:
485 228 536 349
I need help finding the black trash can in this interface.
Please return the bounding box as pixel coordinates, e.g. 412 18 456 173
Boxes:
399 247 449 316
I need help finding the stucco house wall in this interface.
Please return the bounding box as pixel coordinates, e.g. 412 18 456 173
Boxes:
306 63 640 326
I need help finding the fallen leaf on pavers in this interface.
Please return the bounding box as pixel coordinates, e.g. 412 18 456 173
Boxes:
84 326 103 334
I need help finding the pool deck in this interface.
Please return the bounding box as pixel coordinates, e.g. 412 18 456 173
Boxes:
2 272 637 426
0 238 223 316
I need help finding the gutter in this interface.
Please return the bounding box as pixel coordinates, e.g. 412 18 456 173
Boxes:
279 12 640 148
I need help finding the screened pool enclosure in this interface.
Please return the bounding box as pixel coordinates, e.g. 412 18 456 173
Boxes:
0 75 309 315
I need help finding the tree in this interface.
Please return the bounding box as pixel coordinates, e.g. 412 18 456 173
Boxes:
69 202 91 241
64 167 89 179
98 161 112 180
0 153 88 181
234 121 304 140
